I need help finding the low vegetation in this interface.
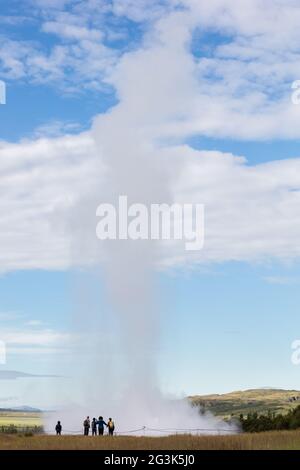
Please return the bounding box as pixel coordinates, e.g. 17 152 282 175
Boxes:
0 411 42 434
190 388 300 418
239 405 300 433
1 431 300 450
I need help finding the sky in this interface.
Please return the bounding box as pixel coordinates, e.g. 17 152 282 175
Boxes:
1 0 300 409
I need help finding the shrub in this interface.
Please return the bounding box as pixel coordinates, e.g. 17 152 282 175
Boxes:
239 405 300 432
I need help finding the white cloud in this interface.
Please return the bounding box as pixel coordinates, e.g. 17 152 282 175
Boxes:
1 1 300 272
111 0 178 22
263 276 300 285
0 16 32 25
42 21 103 41
0 324 70 357
2 329 69 346
178 0 300 140
7 347 67 355
31 0 73 9
26 320 43 326
0 3 118 90
0 38 33 80
2 0 300 133
168 147 300 266
0 132 104 271
1 130 300 271
32 120 84 138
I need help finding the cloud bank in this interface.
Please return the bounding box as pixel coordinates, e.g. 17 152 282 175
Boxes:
1 1 300 273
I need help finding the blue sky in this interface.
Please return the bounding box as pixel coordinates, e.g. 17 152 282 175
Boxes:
1 0 300 409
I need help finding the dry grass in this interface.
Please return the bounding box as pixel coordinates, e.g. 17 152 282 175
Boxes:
1 430 300 450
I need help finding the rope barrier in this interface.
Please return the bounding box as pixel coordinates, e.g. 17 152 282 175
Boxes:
57 425 237 436
115 427 146 435
146 427 237 433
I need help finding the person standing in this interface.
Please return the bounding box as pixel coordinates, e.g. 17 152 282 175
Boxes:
83 416 90 436
55 421 62 435
91 418 97 436
107 417 115 436
97 416 107 436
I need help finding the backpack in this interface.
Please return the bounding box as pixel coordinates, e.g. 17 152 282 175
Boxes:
108 420 115 431
84 419 89 427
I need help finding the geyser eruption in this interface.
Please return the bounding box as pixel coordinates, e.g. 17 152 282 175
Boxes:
46 9 236 435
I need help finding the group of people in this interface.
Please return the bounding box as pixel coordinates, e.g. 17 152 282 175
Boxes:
55 416 115 436
83 416 115 436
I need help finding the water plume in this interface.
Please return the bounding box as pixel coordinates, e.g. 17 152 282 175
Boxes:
45 9 237 436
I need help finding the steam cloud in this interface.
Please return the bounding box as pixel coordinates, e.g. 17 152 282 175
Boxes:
46 9 236 436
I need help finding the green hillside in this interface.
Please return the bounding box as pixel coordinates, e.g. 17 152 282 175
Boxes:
189 389 300 418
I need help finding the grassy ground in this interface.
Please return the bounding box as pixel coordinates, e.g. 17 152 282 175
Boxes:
190 388 300 418
1 430 300 450
0 411 41 428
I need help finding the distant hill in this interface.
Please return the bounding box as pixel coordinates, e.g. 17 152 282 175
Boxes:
189 388 300 418
0 406 42 413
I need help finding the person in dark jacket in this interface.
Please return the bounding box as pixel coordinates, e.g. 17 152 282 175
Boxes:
83 416 90 436
91 417 97 436
97 416 107 435
55 421 62 435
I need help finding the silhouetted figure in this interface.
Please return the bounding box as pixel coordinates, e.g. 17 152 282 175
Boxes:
83 416 90 436
107 417 115 436
92 417 97 436
55 421 62 435
97 416 107 435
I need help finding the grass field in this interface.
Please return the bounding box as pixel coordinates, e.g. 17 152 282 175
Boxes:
1 430 300 450
0 411 42 429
